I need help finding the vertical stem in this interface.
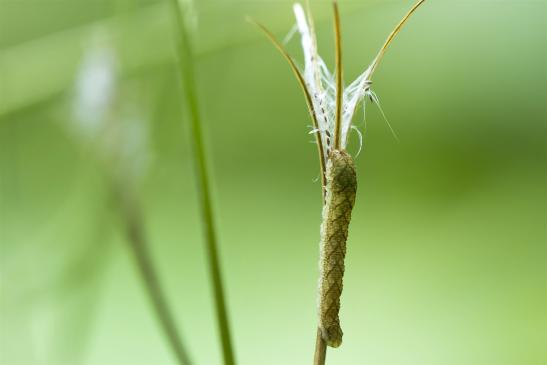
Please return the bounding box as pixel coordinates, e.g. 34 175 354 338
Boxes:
314 328 327 365
333 1 343 150
116 187 192 365
168 1 236 365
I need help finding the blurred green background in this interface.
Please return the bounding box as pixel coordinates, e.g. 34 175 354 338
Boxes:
1 0 546 364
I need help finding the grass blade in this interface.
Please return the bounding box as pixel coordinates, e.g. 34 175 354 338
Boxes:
168 1 236 364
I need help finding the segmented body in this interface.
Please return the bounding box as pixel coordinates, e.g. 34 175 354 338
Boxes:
318 150 357 348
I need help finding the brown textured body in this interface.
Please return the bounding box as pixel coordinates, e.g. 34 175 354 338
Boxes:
318 150 357 348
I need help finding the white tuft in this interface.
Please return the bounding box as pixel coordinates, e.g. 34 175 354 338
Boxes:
291 3 394 158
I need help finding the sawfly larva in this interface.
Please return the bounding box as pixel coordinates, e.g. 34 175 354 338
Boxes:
318 150 357 347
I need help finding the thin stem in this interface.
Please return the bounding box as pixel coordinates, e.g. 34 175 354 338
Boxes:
249 18 327 195
168 1 236 364
368 0 426 80
115 187 192 365
333 1 343 151
313 328 327 365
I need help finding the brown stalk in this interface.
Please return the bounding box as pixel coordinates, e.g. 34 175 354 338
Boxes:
368 0 426 80
249 18 328 195
332 1 343 151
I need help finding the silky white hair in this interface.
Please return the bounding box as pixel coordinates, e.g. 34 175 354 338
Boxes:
292 3 375 159
288 0 425 160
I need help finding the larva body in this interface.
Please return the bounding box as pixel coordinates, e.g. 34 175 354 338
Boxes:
318 149 357 348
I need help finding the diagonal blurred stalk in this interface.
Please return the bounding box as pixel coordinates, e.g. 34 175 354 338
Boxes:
114 186 193 365
168 1 236 365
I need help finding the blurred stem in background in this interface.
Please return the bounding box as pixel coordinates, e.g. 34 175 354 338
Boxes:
107 8 194 363
67 34 193 364
114 184 193 365
169 1 236 365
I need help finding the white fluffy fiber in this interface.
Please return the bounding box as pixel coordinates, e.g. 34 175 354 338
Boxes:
292 3 382 158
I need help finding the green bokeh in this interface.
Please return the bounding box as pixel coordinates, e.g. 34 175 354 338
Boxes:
1 1 546 365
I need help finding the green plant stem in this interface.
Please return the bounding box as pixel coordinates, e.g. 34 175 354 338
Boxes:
168 1 236 365
115 187 192 365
